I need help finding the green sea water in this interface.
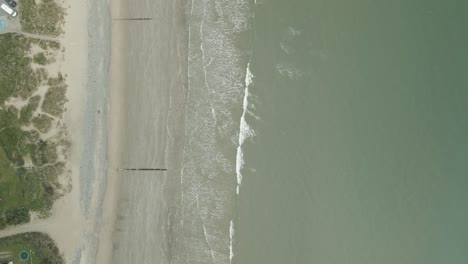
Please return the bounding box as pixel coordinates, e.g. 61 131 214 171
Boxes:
237 0 468 263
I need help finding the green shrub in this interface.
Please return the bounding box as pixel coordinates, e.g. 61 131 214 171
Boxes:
0 217 6 229
32 114 54 133
0 34 38 103
33 52 48 65
42 84 67 117
4 207 30 225
19 95 41 124
48 41 60 50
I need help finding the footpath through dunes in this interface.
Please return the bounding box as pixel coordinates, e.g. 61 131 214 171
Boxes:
0 0 93 262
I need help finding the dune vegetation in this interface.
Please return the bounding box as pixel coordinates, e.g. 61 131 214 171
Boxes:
18 0 66 36
0 33 69 229
0 232 64 264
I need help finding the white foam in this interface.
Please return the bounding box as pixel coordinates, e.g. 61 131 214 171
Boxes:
229 220 235 262
245 63 254 87
288 26 302 37
280 42 291 54
275 63 303 80
236 63 255 194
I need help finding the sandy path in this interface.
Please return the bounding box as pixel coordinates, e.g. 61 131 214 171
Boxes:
0 192 84 258
19 31 60 41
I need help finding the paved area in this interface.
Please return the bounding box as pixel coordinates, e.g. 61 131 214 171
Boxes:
0 18 6 30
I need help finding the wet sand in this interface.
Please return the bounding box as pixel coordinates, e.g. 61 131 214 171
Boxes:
96 0 188 263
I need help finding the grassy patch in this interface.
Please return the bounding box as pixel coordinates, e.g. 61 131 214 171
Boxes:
48 41 61 50
0 34 37 103
19 95 41 125
29 38 61 51
31 114 54 133
19 0 66 36
36 67 49 83
0 232 64 264
42 75 67 117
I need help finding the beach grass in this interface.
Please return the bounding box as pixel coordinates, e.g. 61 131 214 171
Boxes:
19 95 41 125
31 114 54 133
0 33 69 228
0 232 64 264
0 34 37 103
18 0 66 36
42 75 67 117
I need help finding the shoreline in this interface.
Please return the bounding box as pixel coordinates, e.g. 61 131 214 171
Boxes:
96 0 189 263
94 0 127 263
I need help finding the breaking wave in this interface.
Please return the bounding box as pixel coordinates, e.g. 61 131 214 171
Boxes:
236 62 255 195
229 220 235 262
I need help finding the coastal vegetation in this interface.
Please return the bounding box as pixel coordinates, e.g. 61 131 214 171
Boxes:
42 74 68 117
33 52 48 65
19 0 66 36
0 33 69 229
0 232 64 264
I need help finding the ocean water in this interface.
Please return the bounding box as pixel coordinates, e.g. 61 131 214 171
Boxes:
236 0 468 263
110 0 468 263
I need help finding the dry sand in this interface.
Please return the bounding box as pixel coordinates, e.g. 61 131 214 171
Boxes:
93 1 127 263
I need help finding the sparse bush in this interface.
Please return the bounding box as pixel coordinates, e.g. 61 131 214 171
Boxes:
48 41 60 50
0 34 38 103
42 84 67 117
20 95 41 124
32 113 54 133
33 52 48 65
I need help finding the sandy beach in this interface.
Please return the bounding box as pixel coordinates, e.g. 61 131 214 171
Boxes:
96 0 189 263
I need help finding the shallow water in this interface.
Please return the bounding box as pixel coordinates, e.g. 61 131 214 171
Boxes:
236 0 468 263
